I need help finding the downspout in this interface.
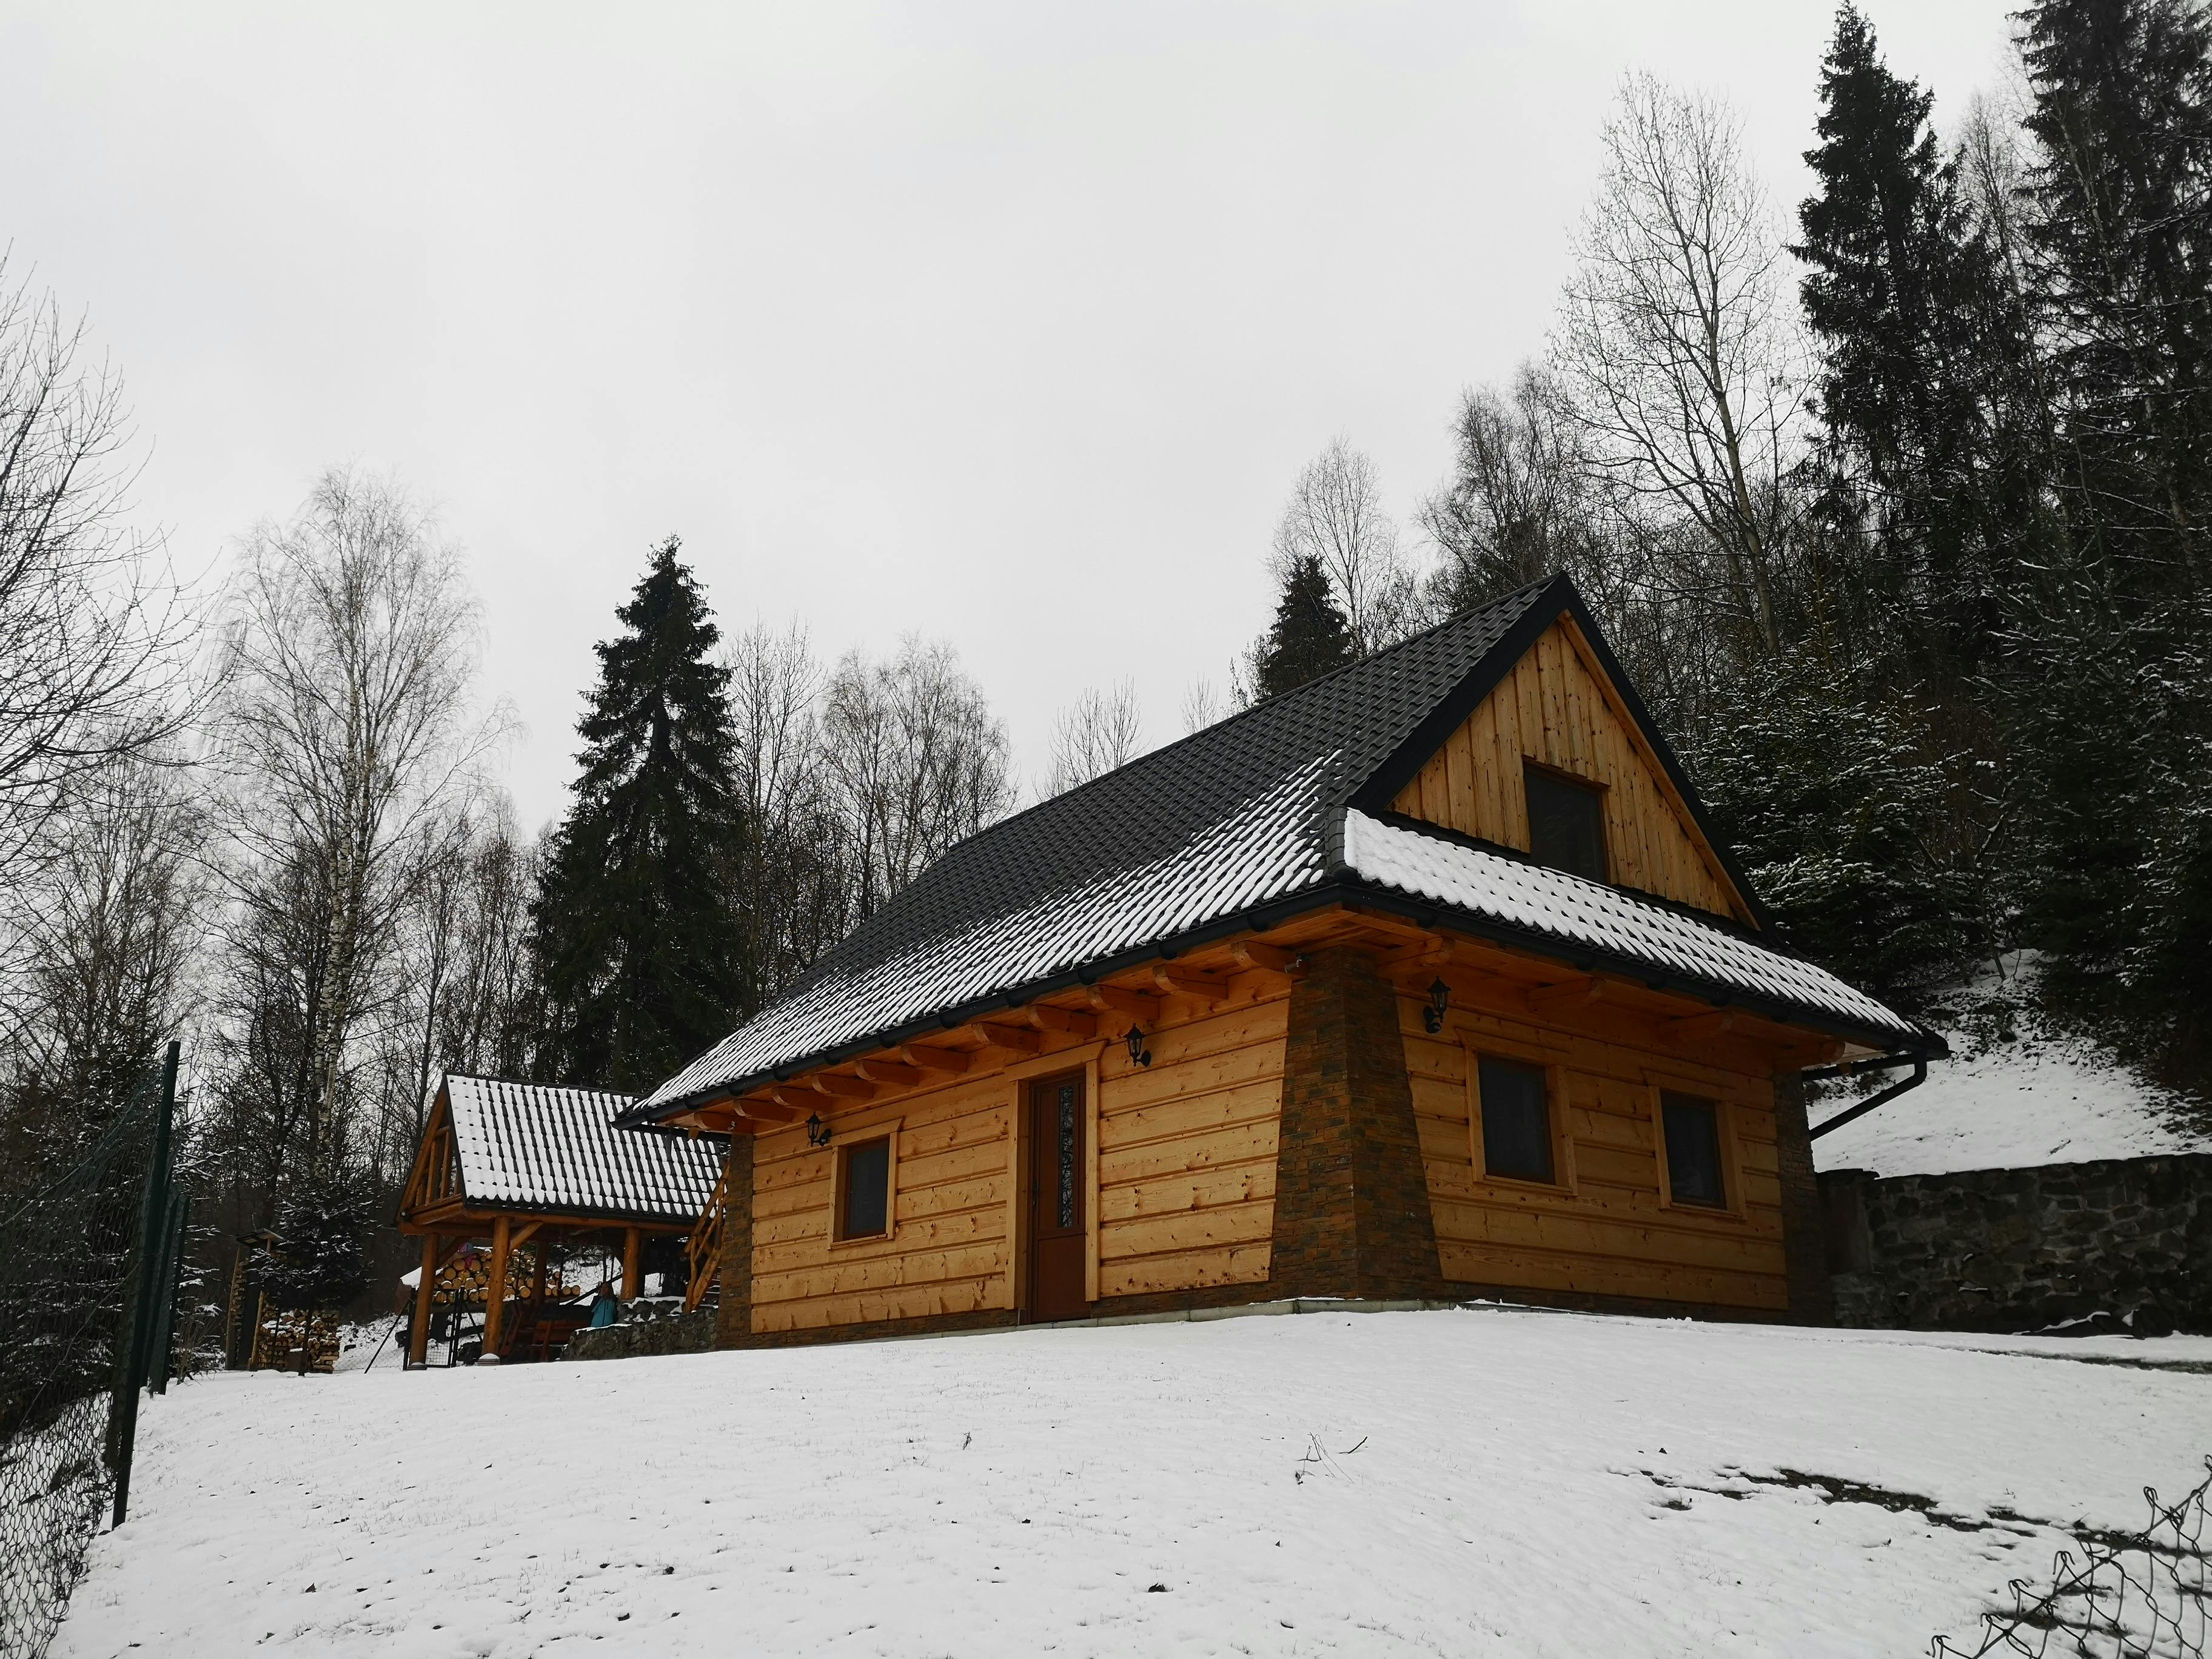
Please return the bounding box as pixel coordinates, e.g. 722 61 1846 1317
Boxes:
1802 1052 1932 1141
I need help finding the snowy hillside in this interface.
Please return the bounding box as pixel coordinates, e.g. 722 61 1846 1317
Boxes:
57 1307 2211 1657
1814 954 2209 1179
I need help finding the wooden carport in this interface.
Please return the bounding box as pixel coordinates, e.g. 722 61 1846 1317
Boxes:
398 1073 724 1365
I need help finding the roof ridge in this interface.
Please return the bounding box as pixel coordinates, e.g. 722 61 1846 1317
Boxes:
930 572 1567 848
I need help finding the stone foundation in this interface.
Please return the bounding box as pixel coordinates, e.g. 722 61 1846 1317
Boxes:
1820 1153 2212 1335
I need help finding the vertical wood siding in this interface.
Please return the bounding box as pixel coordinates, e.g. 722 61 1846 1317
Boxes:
1401 989 1789 1310
1391 617 1749 922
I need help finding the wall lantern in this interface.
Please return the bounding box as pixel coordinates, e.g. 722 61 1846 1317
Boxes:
1125 1025 1153 1068
806 1112 833 1148
1422 977 1452 1034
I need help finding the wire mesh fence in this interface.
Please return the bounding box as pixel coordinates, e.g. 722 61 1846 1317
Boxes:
1933 1459 2211 1658
0 1043 184 1659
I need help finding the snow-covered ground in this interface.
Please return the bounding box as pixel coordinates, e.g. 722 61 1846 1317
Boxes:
57 1306 2212 1657
1814 954 2210 1179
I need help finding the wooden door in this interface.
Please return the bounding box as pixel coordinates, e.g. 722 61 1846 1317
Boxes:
1025 1072 1088 1322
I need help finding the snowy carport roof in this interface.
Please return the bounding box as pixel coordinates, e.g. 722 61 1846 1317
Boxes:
630 575 1938 1123
441 1074 719 1224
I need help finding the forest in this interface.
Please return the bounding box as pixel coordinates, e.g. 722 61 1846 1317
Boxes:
1 0 2205 1305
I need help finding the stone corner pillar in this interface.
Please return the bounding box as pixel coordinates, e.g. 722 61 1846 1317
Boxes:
1270 946 1449 1304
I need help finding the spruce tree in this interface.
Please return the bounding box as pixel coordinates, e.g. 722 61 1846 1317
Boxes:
533 538 748 1092
2020 0 2212 589
1794 5 2003 662
1248 552 1356 700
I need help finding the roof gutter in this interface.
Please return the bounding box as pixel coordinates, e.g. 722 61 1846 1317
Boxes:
629 876 1939 1127
1803 1052 1932 1141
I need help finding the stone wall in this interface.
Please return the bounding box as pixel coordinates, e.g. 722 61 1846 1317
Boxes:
564 1305 719 1361
1820 1153 2212 1335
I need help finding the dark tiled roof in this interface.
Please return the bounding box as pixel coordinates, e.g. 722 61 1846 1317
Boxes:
445 1074 720 1222
634 576 1931 1119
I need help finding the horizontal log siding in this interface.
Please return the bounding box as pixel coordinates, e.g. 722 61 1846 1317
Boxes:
1392 618 1746 921
748 1072 1015 1335
1402 987 1789 1311
1095 989 1290 1302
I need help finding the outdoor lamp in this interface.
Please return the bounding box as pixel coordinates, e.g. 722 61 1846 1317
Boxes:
1423 976 1452 1034
1125 1025 1153 1068
806 1112 832 1148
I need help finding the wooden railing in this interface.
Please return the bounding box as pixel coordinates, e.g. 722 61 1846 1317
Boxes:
683 1156 731 1313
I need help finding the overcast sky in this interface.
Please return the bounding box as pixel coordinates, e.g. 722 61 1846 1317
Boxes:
4 1 2020 830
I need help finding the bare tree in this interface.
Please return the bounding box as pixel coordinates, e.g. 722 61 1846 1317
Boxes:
725 620 851 996
1272 439 1421 657
0 751 210 1175
1044 680 1142 797
0 263 199 923
1179 676 1227 735
823 637 1013 920
1550 75 1807 655
1421 363 1607 609
211 468 500 1182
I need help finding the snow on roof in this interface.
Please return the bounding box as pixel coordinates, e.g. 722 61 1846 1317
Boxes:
1340 809 1925 1047
444 1074 720 1223
639 755 1336 1113
632 576 1926 1122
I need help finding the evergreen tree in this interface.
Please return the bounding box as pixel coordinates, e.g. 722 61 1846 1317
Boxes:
1794 5 2008 664
2020 0 2212 589
1247 552 1356 701
532 538 748 1091
260 1172 373 1314
2000 0 2212 1079
1694 651 1974 1003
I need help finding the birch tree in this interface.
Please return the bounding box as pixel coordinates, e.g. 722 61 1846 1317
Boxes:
213 468 495 1180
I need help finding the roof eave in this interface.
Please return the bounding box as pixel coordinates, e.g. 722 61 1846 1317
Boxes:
625 874 1936 1127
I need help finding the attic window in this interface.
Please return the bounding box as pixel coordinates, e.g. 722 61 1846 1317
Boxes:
1523 763 1607 882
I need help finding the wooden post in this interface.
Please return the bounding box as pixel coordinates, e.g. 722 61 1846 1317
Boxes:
485 1216 512 1358
407 1234 439 1367
621 1226 642 1301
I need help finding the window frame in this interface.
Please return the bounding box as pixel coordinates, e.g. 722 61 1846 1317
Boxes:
1645 1084 1746 1221
1464 1045 1576 1195
1521 758 1611 883
828 1122 902 1247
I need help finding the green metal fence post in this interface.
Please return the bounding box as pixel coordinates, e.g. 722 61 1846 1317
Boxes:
150 1193 191 1396
109 1039 177 1529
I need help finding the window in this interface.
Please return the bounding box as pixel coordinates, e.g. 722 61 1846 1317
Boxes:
1523 763 1607 882
1476 1055 1555 1184
1660 1093 1726 1208
836 1136 892 1240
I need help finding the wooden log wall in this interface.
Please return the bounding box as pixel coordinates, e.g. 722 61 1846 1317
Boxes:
743 975 1290 1336
1398 985 1790 1311
1095 987 1289 1300
749 1071 1016 1336
1390 617 1749 923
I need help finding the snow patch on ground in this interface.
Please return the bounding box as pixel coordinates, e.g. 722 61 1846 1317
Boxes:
1814 954 2209 1178
56 1307 2212 1657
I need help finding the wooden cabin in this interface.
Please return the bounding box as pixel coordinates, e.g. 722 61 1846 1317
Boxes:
398 1073 721 1364
625 575 1943 1347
